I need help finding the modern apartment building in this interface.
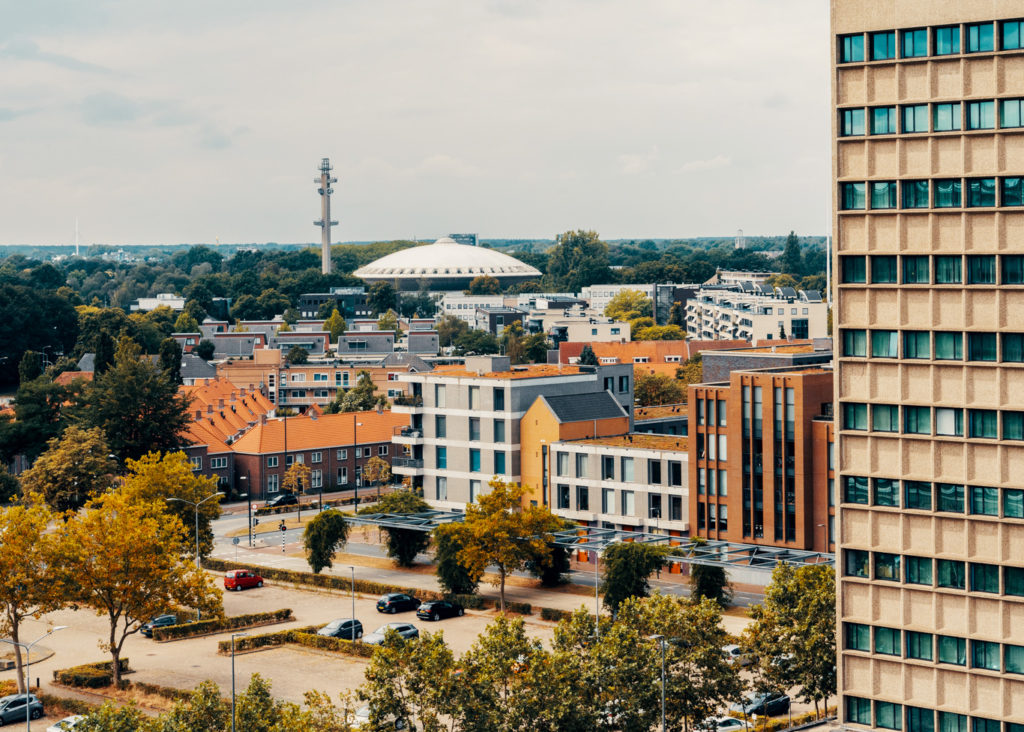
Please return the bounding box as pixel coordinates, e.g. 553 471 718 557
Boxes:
833 3 1024 729
688 366 834 554
391 356 633 509
685 286 828 342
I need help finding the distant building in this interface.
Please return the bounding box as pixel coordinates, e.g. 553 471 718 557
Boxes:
557 339 749 366
685 286 827 342
474 307 526 336
581 284 656 318
699 340 833 382
633 404 688 436
130 293 185 312
298 287 370 320
448 233 478 247
711 270 777 287
440 294 505 325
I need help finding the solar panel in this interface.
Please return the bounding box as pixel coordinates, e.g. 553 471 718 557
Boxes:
801 289 823 302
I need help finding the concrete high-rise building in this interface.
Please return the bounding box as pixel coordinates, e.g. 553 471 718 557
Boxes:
832 3 1024 730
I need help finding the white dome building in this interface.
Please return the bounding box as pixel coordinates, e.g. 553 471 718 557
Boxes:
353 237 541 291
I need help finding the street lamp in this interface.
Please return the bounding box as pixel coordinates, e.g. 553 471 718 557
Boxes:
167 491 224 620
0 625 68 730
348 566 356 637
231 632 249 732
648 634 667 732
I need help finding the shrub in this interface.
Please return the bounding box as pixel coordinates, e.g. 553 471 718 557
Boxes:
539 607 572 622
217 626 320 654
504 601 532 615
453 594 487 610
216 626 374 658
53 659 130 688
153 608 292 641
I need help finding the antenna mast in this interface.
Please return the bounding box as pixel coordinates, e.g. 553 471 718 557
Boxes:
314 157 338 274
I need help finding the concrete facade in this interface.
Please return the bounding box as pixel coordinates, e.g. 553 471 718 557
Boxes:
685 288 828 342
832 2 1024 728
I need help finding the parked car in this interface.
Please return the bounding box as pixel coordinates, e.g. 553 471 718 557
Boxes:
702 716 749 732
47 716 85 732
317 618 363 640
363 622 419 645
416 600 464 621
0 694 43 724
722 644 754 667
349 704 412 730
140 613 178 638
264 493 298 509
224 569 264 591
376 593 420 614
730 691 791 717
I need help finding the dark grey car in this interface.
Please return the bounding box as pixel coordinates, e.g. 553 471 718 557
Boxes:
317 618 363 640
363 622 419 645
0 693 43 723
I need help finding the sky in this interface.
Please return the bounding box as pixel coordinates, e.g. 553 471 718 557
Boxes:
0 0 831 246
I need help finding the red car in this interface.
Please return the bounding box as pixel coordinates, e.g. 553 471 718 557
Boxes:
224 569 264 591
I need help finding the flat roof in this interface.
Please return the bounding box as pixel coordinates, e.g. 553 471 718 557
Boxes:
717 344 819 355
432 364 585 380
568 433 688 452
633 404 687 421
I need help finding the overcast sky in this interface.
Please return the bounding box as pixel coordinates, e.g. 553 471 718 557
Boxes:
0 0 830 246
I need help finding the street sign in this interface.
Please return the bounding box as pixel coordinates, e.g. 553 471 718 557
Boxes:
232 537 240 545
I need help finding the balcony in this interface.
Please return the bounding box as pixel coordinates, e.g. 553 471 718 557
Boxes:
391 456 425 474
391 393 423 413
393 425 425 444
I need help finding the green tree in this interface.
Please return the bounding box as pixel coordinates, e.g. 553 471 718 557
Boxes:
73 336 191 463
282 462 311 496
674 354 704 402
286 345 309 364
436 314 470 349
174 311 201 333
367 281 397 314
634 324 685 341
798 274 826 294
282 306 300 325
0 377 75 463
454 329 500 356
577 344 598 366
156 680 229 732
17 350 42 383
667 301 685 327
158 337 183 384
456 478 562 611
56 488 223 684
19 425 117 513
77 701 156 732
0 471 18 504
544 230 613 292
324 308 347 341
365 489 430 567
363 455 392 498
337 371 378 412
634 371 685 406
600 542 667 615
303 509 350 573
766 273 799 290
377 309 400 333
195 339 216 360
522 332 551 363
234 674 302 732
466 275 501 295
604 289 652 322
433 522 482 595
689 560 733 608
500 321 527 364
527 542 571 587
277 320 293 333
781 231 803 275
93 330 115 375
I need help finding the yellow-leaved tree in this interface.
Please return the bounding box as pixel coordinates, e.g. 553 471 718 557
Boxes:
56 489 223 684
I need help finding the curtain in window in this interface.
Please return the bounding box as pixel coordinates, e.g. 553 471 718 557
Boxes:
935 256 961 283
871 330 898 357
934 179 962 207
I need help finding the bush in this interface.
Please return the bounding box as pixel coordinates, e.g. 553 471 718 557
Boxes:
53 659 130 688
453 594 487 610
288 631 375 658
153 608 292 641
216 626 374 658
504 601 532 615
539 607 572 622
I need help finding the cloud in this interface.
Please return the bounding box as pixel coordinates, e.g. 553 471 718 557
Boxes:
80 92 141 125
678 155 732 173
406 154 481 179
617 147 659 176
0 38 111 74
0 107 32 122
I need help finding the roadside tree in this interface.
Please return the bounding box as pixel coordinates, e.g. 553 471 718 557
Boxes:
365 489 430 567
600 541 667 614
363 455 391 500
433 522 482 595
303 509 349 574
282 462 311 496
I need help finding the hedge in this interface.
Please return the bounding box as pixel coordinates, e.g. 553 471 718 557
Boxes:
740 707 838 732
153 608 293 641
539 607 573 622
504 601 532 615
216 625 373 658
53 659 130 688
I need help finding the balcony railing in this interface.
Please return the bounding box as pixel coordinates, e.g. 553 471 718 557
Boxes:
392 394 423 407
393 426 423 438
391 457 424 469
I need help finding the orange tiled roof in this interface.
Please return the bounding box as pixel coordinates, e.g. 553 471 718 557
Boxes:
55 371 94 386
432 364 584 380
558 339 749 364
231 410 408 454
570 433 688 452
180 377 275 445
183 420 233 454
634 404 688 420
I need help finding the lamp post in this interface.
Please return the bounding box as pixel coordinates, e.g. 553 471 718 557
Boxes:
348 566 356 635
231 632 249 732
649 634 667 732
0 625 67 730
167 491 224 620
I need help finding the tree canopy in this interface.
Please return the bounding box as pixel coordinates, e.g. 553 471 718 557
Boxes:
19 425 117 513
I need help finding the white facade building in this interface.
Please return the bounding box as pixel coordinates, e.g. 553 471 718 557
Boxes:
439 294 505 325
581 284 657 317
685 287 827 342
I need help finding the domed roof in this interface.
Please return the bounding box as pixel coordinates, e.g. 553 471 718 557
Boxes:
353 237 541 282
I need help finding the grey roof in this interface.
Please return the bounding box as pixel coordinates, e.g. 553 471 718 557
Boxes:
78 353 95 371
180 353 216 381
379 352 433 371
539 391 627 423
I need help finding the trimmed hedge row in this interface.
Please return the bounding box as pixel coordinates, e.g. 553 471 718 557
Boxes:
504 601 532 615
153 608 293 641
53 659 130 688
129 680 192 702
539 607 573 622
744 708 837 732
216 625 373 658
217 625 319 654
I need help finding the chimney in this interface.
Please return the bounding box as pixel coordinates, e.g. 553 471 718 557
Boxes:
260 415 267 425
218 399 225 408
194 410 202 420
207 405 214 414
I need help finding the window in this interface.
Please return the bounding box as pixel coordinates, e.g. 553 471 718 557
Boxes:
969 409 998 439
934 179 962 207
903 332 930 359
649 493 662 519
905 481 932 510
493 420 505 442
556 452 569 477
1004 412 1024 441
933 103 961 132
940 714 968 732
494 452 506 474
935 256 962 284
937 483 964 512
871 256 898 283
875 626 902 655
937 559 966 589
1004 333 1024 362
871 107 897 135
937 635 966 666
840 108 865 136
847 697 871 726
902 256 929 284
907 708 935 732
469 480 481 503
337 466 347 483
267 456 279 468
435 476 447 501
968 333 997 362
875 553 901 581
1007 490 1024 519
468 418 481 442
873 405 899 432
648 459 661 484
934 25 960 55
843 329 867 357
1003 19 1024 50
874 478 899 506
971 640 1000 671
845 475 869 504
575 453 588 477
669 495 682 521
210 457 227 469
967 255 996 284
970 563 999 593
618 375 629 393
601 456 614 480
435 415 446 438
1003 255 1024 284
967 178 996 207
902 104 929 133
493 387 504 410
469 449 481 472
934 332 962 360
311 451 322 464
902 180 930 208
1003 177 1024 206
967 101 995 130
905 556 933 585
845 549 869 578
436 446 447 470
1002 98 1024 129
601 488 613 514
1006 646 1024 674
841 256 867 283
1007 566 1024 595
576 486 589 511
876 701 903 731
267 474 279 493
871 330 898 357
975 718 1000 732
621 491 635 516
872 30 897 60
467 386 479 410
839 33 864 63
845 622 870 651
966 22 994 52
189 456 202 470
434 384 445 407
557 484 570 510
337 449 347 460
620 457 635 482
901 27 927 57
843 403 868 430
311 469 322 488
841 182 866 210
696 398 704 425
